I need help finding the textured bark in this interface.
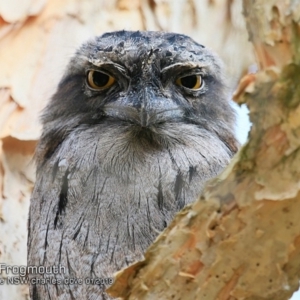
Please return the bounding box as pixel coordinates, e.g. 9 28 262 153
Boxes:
107 1 300 299
0 0 253 299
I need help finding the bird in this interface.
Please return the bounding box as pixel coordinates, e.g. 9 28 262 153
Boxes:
27 30 239 300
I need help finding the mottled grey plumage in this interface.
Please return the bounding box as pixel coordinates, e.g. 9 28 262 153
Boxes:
28 30 238 299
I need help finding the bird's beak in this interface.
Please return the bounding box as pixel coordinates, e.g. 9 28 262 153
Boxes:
103 86 183 127
139 87 152 127
140 104 150 127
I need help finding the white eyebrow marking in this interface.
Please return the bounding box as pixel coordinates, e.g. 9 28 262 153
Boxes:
161 62 209 74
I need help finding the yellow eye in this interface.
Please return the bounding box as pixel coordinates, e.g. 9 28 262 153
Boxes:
87 70 115 90
176 74 203 90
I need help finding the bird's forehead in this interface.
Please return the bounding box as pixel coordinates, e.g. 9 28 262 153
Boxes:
81 31 216 71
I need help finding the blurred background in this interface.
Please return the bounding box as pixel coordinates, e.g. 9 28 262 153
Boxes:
0 0 294 299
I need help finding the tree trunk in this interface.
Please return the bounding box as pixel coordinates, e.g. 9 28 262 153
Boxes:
0 0 253 299
108 0 300 299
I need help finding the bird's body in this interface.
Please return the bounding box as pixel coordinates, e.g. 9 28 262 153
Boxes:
28 31 238 299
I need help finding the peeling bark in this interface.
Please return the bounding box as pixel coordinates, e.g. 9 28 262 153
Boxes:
0 0 253 299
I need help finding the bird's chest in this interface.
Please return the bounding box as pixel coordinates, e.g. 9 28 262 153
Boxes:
50 136 206 239
52 129 221 230
32 128 230 278
96 138 205 207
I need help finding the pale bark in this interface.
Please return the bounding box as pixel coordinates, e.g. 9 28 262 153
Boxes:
108 1 300 299
0 1 253 299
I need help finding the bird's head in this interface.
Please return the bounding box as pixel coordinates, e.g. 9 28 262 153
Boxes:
38 31 238 163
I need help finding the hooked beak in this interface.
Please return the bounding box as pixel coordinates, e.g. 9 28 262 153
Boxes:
102 87 184 127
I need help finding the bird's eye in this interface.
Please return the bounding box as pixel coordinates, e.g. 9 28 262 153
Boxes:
87 70 115 90
176 74 203 90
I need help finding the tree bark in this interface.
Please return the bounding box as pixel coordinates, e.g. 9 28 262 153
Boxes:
0 1 253 299
108 1 300 299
